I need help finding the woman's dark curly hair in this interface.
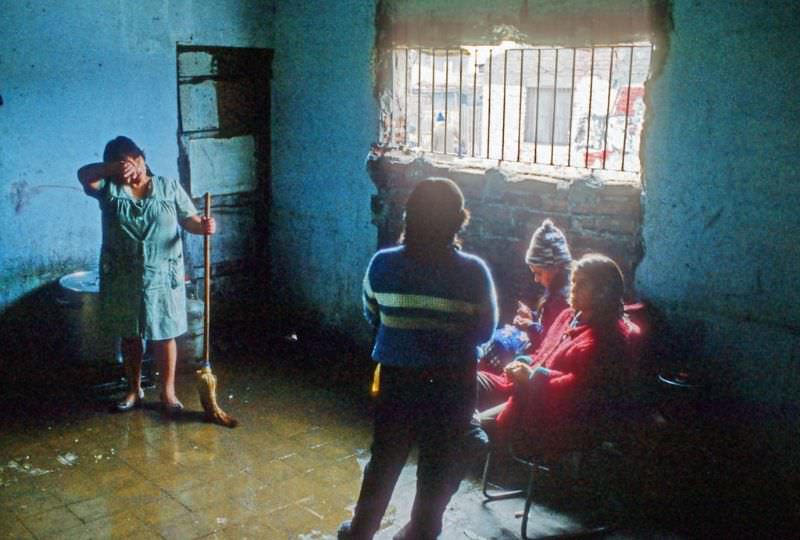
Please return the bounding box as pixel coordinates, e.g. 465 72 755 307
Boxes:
400 177 470 258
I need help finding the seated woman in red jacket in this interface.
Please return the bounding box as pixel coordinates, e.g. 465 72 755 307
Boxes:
476 253 640 452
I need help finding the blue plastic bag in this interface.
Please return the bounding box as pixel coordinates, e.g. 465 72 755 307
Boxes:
478 324 532 374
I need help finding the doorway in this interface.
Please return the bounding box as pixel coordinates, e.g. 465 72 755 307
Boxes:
176 44 272 326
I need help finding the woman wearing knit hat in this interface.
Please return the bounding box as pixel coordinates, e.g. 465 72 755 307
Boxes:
515 218 572 343
477 218 572 411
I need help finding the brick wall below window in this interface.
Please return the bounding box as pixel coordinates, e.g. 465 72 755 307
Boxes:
368 152 642 320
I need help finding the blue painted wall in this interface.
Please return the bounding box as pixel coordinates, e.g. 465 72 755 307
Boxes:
636 1 800 401
270 0 377 334
2 1 798 403
0 0 274 307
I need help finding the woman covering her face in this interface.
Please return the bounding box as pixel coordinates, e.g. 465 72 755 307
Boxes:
78 136 216 415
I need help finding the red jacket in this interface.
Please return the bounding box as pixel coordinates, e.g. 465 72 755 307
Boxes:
497 308 640 453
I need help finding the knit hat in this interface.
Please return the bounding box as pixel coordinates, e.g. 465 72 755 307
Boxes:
525 219 571 266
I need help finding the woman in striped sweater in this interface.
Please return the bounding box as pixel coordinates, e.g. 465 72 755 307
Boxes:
339 177 498 540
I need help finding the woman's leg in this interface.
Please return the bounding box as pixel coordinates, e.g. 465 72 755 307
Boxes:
343 368 414 539
119 337 144 406
475 402 507 443
408 380 475 539
476 370 512 411
152 338 181 406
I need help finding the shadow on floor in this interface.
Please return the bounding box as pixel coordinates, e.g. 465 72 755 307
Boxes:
0 316 798 539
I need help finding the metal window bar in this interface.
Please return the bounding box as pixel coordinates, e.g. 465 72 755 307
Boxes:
444 49 450 155
517 50 524 161
486 49 493 159
568 47 576 167
471 49 478 157
585 47 595 168
404 48 409 146
431 49 436 152
459 49 463 156
602 47 615 169
621 45 634 171
501 49 508 161
389 44 649 174
533 49 541 164
417 48 422 149
549 49 559 165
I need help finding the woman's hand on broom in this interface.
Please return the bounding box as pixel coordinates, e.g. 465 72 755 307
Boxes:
201 216 216 235
181 215 217 235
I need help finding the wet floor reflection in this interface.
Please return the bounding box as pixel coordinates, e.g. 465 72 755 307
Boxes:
0 352 648 540
0 356 380 539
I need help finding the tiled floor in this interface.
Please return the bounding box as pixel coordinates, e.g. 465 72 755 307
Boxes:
0 349 622 540
0 342 781 540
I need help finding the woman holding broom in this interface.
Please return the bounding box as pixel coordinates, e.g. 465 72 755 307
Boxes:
78 136 216 415
338 177 498 540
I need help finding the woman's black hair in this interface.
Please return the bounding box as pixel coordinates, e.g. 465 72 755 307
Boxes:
400 177 470 258
548 263 571 294
103 136 153 177
104 136 144 162
572 253 625 325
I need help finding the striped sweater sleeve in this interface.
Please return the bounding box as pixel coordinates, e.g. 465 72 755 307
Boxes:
362 256 380 328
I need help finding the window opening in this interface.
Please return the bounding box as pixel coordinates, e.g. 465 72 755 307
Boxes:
382 42 653 175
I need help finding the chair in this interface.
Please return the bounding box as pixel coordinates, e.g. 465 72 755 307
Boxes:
481 408 624 539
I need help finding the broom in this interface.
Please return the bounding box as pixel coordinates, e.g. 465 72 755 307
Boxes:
196 192 238 428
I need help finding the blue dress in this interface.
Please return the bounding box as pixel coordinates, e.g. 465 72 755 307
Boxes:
92 176 197 340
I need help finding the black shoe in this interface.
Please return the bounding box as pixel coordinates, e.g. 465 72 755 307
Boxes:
115 389 144 412
161 399 184 417
337 520 354 539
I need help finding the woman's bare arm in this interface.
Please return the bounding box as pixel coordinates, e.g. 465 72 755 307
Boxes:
77 162 121 194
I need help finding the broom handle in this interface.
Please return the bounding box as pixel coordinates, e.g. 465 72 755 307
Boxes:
203 192 211 364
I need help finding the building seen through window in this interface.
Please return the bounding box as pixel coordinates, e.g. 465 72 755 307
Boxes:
382 42 653 177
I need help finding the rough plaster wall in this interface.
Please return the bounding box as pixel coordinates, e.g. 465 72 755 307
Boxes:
379 0 663 47
0 0 273 309
270 0 377 334
636 1 800 402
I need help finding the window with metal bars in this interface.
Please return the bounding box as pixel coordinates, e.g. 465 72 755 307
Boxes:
381 43 653 176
